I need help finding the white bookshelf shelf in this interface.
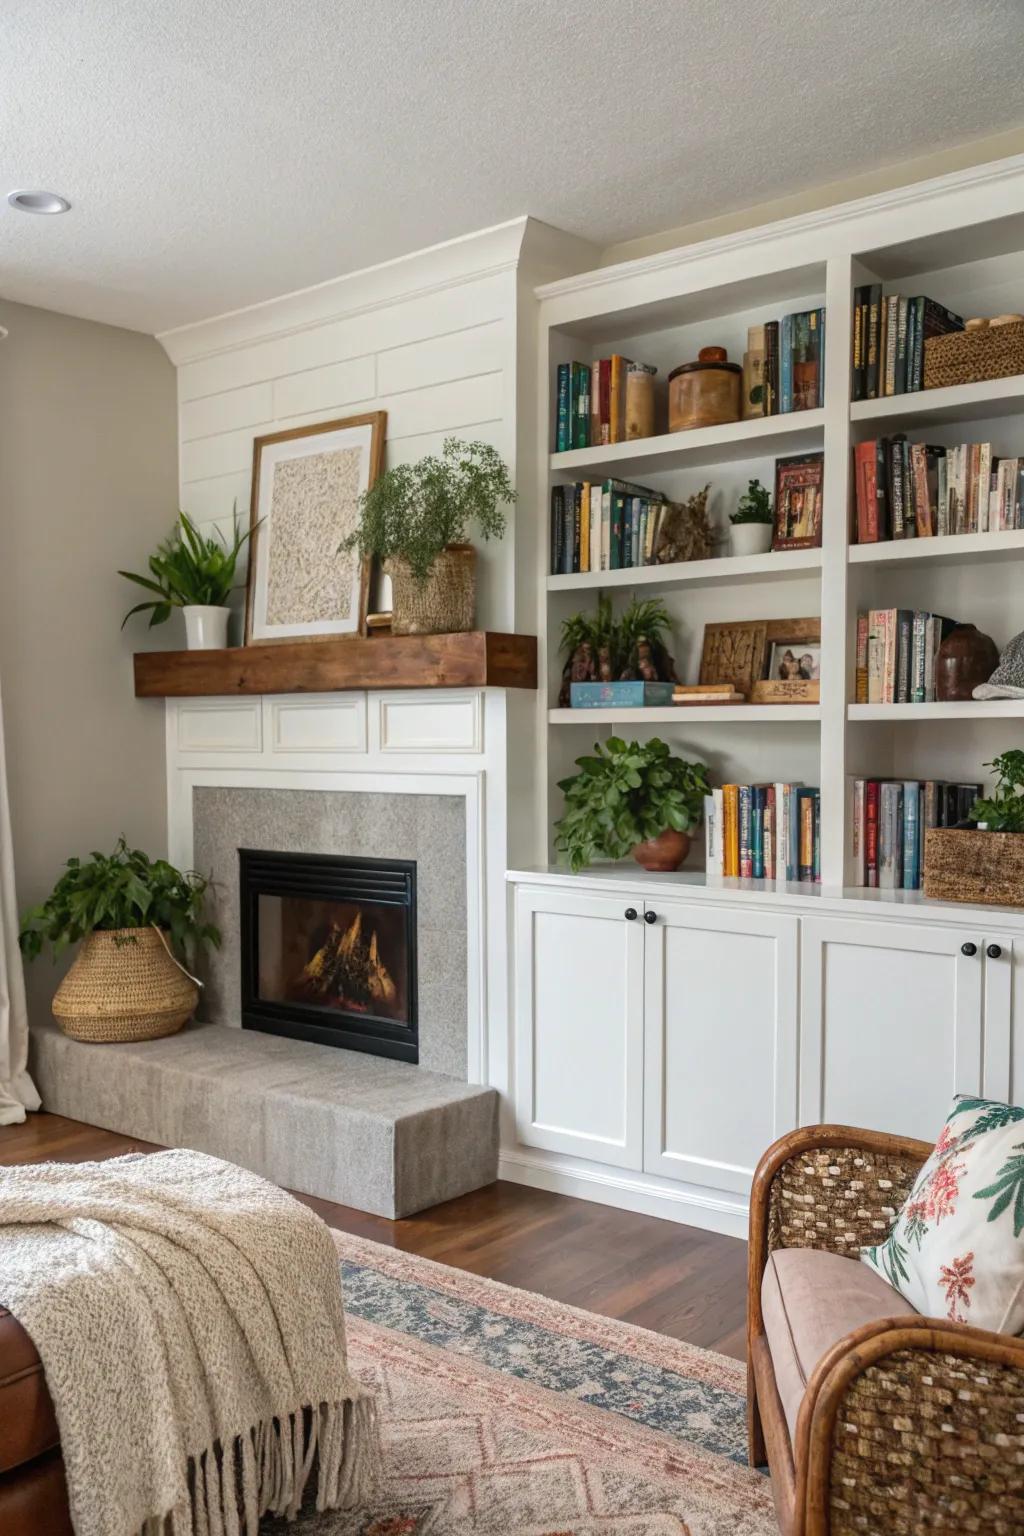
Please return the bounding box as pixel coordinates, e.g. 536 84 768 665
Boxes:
848 528 1024 568
549 408 824 479
848 700 1024 721
850 374 1024 429
547 547 822 592
549 705 822 725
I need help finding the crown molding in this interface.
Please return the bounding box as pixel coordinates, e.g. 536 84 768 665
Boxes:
535 151 1024 302
158 217 539 367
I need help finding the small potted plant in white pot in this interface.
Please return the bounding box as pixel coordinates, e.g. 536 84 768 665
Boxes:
342 438 516 635
729 478 774 557
119 511 254 649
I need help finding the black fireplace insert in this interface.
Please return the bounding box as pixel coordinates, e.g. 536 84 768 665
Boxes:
239 849 418 1062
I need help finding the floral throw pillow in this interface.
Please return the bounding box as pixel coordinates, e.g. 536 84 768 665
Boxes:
861 1094 1024 1332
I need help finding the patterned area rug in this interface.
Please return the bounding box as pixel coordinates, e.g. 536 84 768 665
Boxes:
270 1231 775 1535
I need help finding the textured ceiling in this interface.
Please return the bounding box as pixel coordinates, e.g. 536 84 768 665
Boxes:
2 0 1023 334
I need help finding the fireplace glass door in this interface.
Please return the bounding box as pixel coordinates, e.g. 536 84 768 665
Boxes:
239 850 417 1062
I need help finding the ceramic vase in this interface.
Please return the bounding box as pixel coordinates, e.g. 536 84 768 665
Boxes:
935 623 999 701
730 523 773 558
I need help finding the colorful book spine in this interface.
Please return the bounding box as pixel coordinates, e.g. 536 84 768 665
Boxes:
780 313 794 412
878 783 904 889
865 780 880 887
851 778 866 886
903 781 921 890
555 364 571 452
764 321 780 416
722 786 739 878
751 787 766 879
865 285 882 399
738 787 753 878
571 362 590 450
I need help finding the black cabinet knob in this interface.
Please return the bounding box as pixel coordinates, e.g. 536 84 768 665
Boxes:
987 943 1003 960
961 941 978 957
624 907 637 921
644 910 658 924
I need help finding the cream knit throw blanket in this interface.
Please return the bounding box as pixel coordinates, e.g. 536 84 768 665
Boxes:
0 1149 380 1536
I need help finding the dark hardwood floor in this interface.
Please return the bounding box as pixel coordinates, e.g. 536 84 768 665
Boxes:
0 1111 748 1361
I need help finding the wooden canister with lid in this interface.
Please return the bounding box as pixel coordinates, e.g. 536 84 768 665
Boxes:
668 346 742 432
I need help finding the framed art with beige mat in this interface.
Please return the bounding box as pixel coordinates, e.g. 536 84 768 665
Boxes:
245 412 386 644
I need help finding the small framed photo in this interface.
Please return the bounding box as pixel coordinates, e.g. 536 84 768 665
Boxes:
773 451 824 551
767 640 821 682
748 617 822 703
245 411 386 645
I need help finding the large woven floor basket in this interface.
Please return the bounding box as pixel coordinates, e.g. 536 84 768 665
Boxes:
387 544 476 635
52 928 199 1043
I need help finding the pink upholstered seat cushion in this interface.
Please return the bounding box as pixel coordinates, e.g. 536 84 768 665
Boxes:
761 1247 916 1440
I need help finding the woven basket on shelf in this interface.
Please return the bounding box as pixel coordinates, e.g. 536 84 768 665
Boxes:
923 321 1024 391
386 544 476 635
922 827 1024 906
52 927 199 1044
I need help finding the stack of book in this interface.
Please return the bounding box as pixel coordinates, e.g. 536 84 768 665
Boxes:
753 309 826 417
672 684 745 706
705 783 821 882
550 480 666 574
850 778 982 889
851 290 963 399
555 355 655 451
853 437 1024 541
854 609 958 704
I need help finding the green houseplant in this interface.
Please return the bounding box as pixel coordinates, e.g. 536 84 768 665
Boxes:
20 840 220 1043
557 595 677 703
341 437 516 634
554 737 711 872
120 510 254 650
729 478 774 558
970 751 1024 832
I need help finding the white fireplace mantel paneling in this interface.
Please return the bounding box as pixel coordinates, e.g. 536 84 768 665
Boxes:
165 688 510 1096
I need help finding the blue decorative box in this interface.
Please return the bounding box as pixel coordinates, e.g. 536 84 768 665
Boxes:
569 681 674 708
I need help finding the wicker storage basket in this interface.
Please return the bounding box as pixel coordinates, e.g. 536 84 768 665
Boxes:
387 543 476 635
924 321 1024 391
923 827 1024 907
52 927 199 1043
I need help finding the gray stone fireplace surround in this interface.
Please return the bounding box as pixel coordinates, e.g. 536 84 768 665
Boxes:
192 786 468 1079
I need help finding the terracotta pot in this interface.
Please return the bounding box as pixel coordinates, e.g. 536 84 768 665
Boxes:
386 544 476 635
935 623 999 701
631 828 691 872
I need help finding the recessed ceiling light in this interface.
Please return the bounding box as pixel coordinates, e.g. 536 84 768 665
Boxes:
7 189 71 215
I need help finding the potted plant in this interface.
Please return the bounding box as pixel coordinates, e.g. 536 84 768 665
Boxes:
557 595 678 704
554 736 710 872
729 478 774 557
19 840 220 1043
341 437 516 635
923 751 1024 905
119 510 254 649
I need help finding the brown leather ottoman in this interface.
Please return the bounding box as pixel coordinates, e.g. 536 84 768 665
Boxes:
0 1304 72 1535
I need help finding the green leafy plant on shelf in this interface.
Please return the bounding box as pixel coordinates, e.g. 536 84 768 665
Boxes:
559 594 676 678
341 437 516 583
19 840 221 961
729 477 773 525
969 750 1024 833
554 737 710 873
119 510 254 628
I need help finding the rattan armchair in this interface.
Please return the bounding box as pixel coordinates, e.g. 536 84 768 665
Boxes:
747 1124 1024 1535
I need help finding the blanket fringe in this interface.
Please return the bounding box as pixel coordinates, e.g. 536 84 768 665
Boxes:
167 1395 379 1536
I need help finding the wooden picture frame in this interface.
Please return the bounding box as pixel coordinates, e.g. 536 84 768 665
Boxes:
700 616 820 701
244 411 386 645
772 451 824 551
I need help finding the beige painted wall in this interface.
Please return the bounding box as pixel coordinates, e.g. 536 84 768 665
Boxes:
600 127 1024 266
0 299 178 1017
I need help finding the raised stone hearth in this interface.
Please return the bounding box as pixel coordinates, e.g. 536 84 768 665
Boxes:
31 1019 498 1218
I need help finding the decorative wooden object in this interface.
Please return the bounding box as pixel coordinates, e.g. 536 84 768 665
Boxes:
625 363 657 439
923 827 1024 906
747 1124 1024 1536
654 486 714 564
133 631 538 697
924 319 1024 390
667 347 742 431
749 679 820 705
699 617 820 700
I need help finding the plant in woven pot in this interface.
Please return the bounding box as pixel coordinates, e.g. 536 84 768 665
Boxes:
554 736 710 873
19 841 220 1044
341 438 516 635
924 750 1024 905
119 509 254 650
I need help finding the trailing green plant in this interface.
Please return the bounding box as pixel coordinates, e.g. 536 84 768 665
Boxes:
341 438 516 584
559 595 674 677
969 750 1024 832
554 737 710 873
120 509 254 628
730 478 773 525
19 840 220 961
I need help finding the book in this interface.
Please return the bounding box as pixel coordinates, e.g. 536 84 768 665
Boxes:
851 778 866 886
571 362 590 450
751 786 766 879
608 355 632 443
764 321 780 416
550 486 564 574
722 785 739 878
739 786 753 878
903 781 921 890
883 295 899 396
865 285 882 399
579 484 590 573
878 783 904 888
791 309 822 411
865 780 880 887
704 793 722 876
852 287 866 400
866 610 885 704
798 790 816 882
780 313 794 413
744 323 766 418
555 364 571 452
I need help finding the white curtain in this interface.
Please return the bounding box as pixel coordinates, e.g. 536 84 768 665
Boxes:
0 682 40 1124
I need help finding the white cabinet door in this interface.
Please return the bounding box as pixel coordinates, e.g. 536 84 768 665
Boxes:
514 886 644 1169
984 933 1015 1104
800 917 985 1140
643 900 799 1193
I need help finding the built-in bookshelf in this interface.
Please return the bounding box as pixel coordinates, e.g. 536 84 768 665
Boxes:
531 158 1024 907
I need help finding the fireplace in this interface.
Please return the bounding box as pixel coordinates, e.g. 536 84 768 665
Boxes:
238 849 418 1063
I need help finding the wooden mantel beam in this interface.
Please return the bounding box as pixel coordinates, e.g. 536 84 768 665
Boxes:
133 631 538 698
